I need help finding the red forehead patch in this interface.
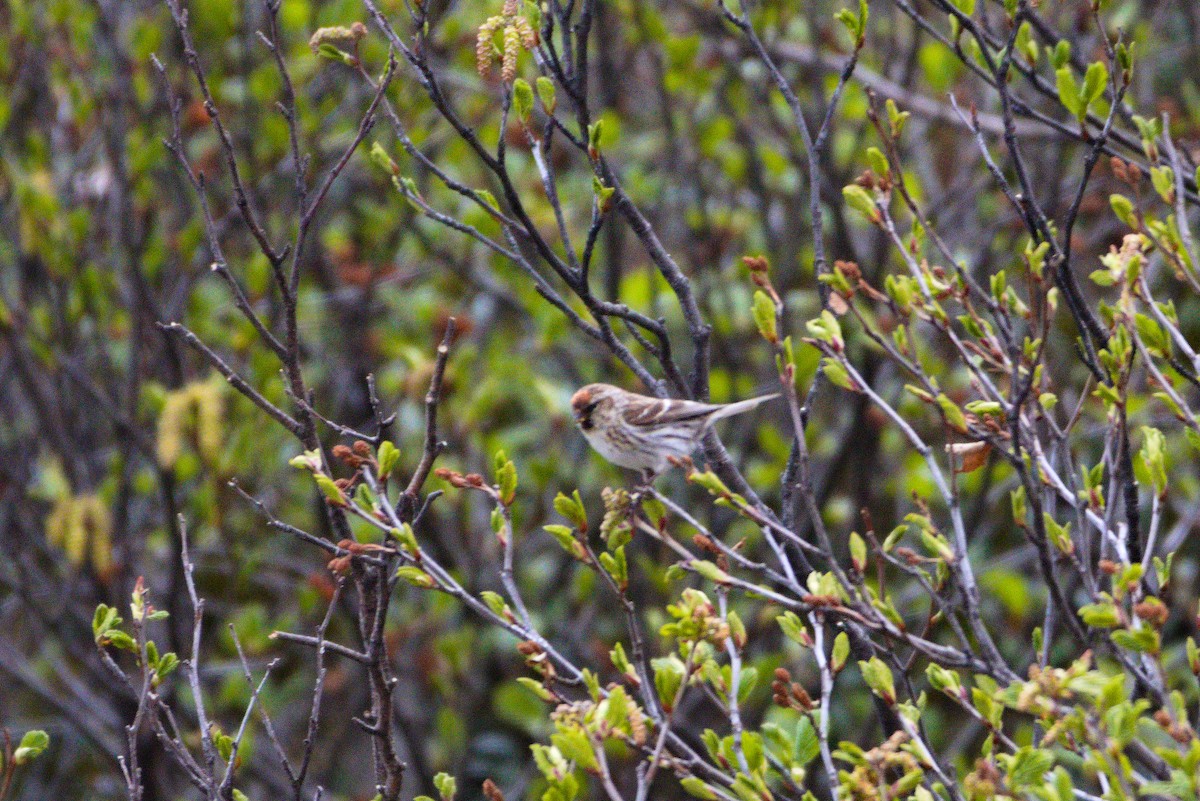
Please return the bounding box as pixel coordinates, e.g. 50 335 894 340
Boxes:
570 387 592 409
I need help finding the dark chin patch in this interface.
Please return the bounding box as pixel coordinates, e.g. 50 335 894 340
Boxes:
579 416 594 431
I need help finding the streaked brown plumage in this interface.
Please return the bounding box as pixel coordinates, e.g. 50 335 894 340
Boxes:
570 383 778 478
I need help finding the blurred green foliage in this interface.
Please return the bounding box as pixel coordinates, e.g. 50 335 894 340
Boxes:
3 0 1200 799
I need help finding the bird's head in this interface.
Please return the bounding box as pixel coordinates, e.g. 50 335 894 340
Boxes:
570 384 614 431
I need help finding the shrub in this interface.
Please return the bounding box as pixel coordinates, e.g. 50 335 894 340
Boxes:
3 0 1200 800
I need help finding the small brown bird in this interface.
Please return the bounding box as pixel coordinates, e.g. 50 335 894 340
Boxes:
570 383 778 480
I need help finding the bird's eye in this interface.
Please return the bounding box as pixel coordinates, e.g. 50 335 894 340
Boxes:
577 401 598 429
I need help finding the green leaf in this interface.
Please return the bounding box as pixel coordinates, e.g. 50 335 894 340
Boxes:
821 360 856 391
353 482 376 510
1051 39 1071 69
680 777 719 800
690 560 731 585
544 524 589 562
105 629 137 652
752 290 777 343
154 651 179 683
1111 627 1159 654
866 147 889 178
494 450 518 505
587 120 604 154
315 43 354 65
1138 426 1167 494
794 716 819 765
1151 166 1175 203
1115 41 1134 76
610 642 636 681
641 496 667 527
377 440 400 478
476 189 500 213
1079 600 1120 628
314 473 346 507
689 470 732 497
831 631 850 672
516 676 557 702
1055 67 1082 120
146 640 160 667
737 666 758 703
604 685 631 732
599 546 628 590
885 98 910 137
512 79 534 122
936 394 968 433
395 566 437 589
368 142 398 175
849 530 867 572
551 727 598 772
777 611 809 645
842 184 878 223
1110 193 1136 228
393 523 418 553
591 175 616 210
536 76 557 113
93 604 119 642
1043 514 1073 555
481 590 509 617
553 491 587 530
652 656 686 711
926 663 961 695
727 609 746 650
13 730 49 764
214 729 234 762
1081 61 1108 111
1006 747 1055 788
882 525 906 552
859 656 895 704
434 771 457 801
834 2 866 47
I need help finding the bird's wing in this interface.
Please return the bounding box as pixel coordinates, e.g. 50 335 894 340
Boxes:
621 397 720 427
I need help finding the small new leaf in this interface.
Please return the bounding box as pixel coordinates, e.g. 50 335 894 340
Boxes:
512 78 534 122
752 290 778 343
13 730 50 764
536 76 556 113
377 440 400 478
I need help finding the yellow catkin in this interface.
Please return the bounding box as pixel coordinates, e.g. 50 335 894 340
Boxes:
628 701 647 746
512 16 536 49
44 493 114 573
63 498 87 566
45 496 70 548
194 377 224 467
502 26 520 83
82 495 113 576
156 390 188 468
157 375 225 468
477 17 504 76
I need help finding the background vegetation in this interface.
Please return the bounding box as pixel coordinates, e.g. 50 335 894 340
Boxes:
3 0 1200 799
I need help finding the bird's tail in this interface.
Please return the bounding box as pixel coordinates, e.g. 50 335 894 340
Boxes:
707 393 780 423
